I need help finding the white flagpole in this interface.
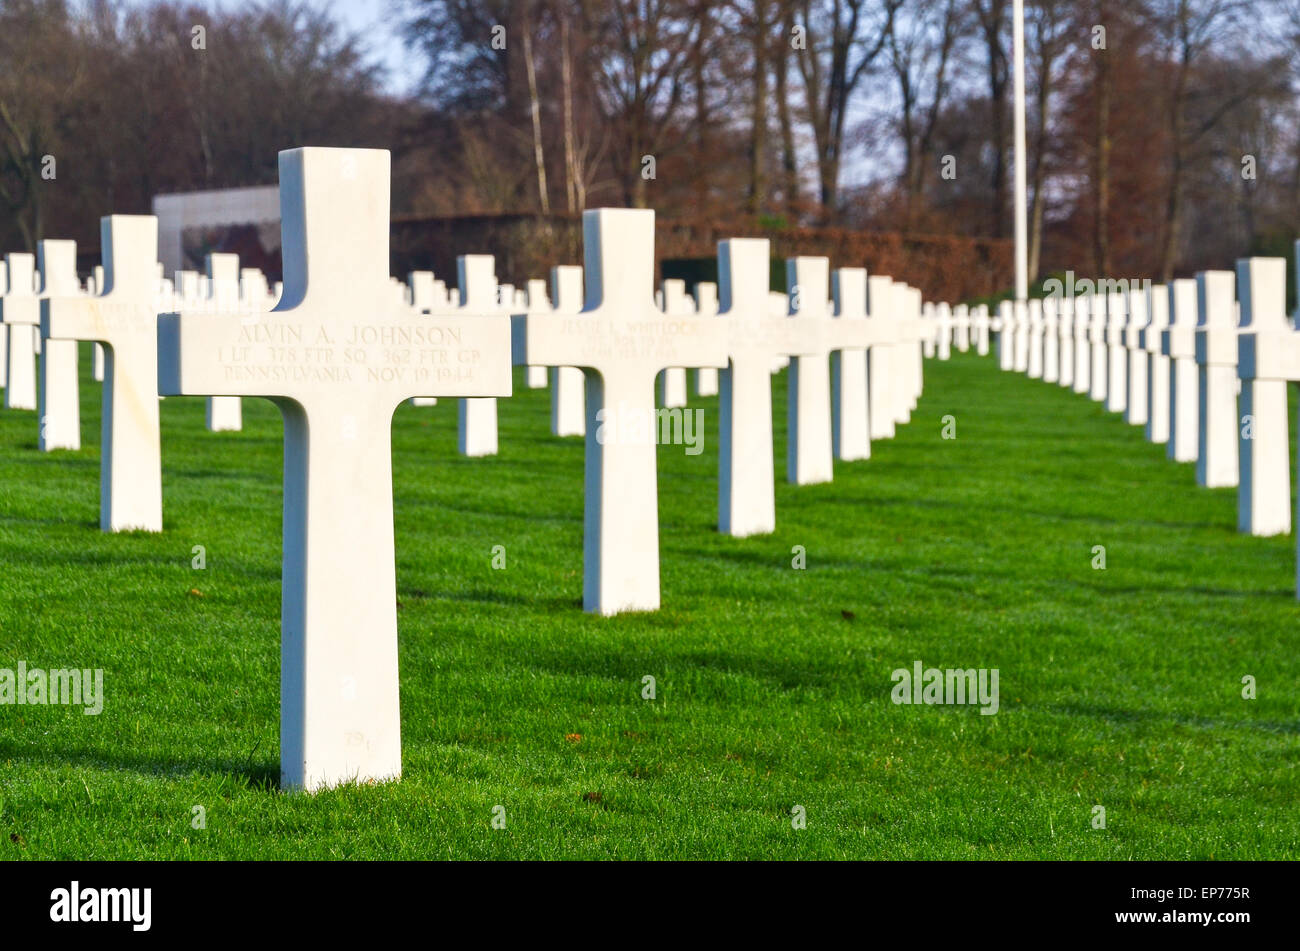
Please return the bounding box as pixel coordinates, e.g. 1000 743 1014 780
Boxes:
1013 0 1029 301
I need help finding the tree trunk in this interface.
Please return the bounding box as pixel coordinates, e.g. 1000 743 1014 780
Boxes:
1159 58 1190 281
1028 24 1054 283
749 2 769 217
561 16 578 214
1093 5 1112 276
776 10 799 217
522 24 550 215
693 7 710 214
983 0 1008 239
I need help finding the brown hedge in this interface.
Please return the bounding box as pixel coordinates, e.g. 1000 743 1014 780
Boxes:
390 213 1013 303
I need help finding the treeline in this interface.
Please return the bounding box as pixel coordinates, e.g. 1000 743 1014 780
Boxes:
2 0 1299 286
404 0 1300 282
0 0 406 253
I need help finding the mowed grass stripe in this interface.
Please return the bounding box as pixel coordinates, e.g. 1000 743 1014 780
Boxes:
0 344 1295 859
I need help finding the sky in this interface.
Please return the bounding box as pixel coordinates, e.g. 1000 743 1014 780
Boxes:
203 0 426 97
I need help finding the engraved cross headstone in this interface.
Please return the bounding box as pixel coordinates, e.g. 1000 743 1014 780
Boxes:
0 253 39 409
35 240 82 451
1162 279 1200 463
1235 257 1292 538
716 238 816 535
43 216 163 532
548 265 585 437
521 208 728 614
1123 286 1149 426
205 252 244 432
157 148 511 790
1141 283 1171 444
1194 271 1239 488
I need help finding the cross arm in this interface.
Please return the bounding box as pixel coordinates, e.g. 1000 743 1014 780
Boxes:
824 314 891 350
0 295 39 326
524 309 730 377
41 295 116 344
159 308 513 402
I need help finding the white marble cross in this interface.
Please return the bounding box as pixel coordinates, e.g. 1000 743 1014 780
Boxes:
830 267 872 463
997 300 1014 371
205 253 244 432
523 279 551 388
88 266 105 383
158 147 511 790
953 303 970 353
658 279 692 408
786 256 875 485
33 241 82 451
457 254 502 457
548 265 585 437
43 216 163 532
0 258 9 389
1105 291 1127 413
1141 284 1171 444
521 208 728 614
408 270 437 312
716 238 816 535
974 304 989 356
1235 256 1292 538
175 269 202 308
407 270 442 407
1013 299 1030 372
867 276 898 440
832 263 894 465
1056 297 1074 388
936 302 953 361
1039 298 1058 382
1088 292 1108 402
1026 299 1043 378
1162 279 1199 463
694 282 720 397
922 300 939 361
510 278 553 389
1194 271 1239 488
241 268 273 313
894 285 923 422
1123 286 1149 426
0 253 38 409
1073 294 1093 394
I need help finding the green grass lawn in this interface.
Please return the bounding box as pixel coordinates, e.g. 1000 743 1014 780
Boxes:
1 345 1297 859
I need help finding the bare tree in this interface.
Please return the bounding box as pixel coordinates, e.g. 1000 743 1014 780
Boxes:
521 4 550 213
1149 0 1250 280
0 1 88 248
1092 0 1113 275
581 0 696 207
776 3 802 215
886 0 964 228
1027 0 1071 281
795 0 903 221
971 0 1009 238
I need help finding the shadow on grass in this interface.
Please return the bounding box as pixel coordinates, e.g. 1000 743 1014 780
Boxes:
1035 703 1300 736
0 740 281 792
403 586 582 612
0 513 100 532
1058 579 1294 601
